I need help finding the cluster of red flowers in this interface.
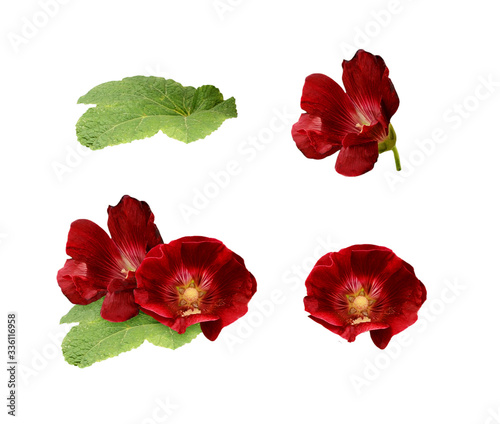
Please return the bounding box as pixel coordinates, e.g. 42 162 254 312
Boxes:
57 196 257 341
59 50 427 351
290 50 427 347
58 197 426 349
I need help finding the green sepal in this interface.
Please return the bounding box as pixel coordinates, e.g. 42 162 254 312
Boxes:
378 123 397 153
378 123 401 171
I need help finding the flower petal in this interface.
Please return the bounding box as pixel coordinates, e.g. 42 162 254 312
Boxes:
107 195 163 270
291 114 342 159
138 306 219 334
57 259 106 305
200 320 224 341
335 141 378 177
301 73 360 133
66 219 125 283
342 49 399 125
335 121 387 177
101 288 139 322
99 274 139 322
203 255 257 337
178 236 234 280
304 296 345 327
133 244 182 319
349 245 402 292
309 315 389 342
368 268 427 348
335 122 387 177
304 251 354 326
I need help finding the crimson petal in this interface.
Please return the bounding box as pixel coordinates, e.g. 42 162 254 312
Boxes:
368 268 427 348
178 237 234 279
57 259 106 305
133 245 182 319
304 251 353 327
304 296 344 328
100 275 140 322
335 122 387 176
301 73 360 134
202 255 257 340
309 315 389 342
342 49 399 126
138 307 219 334
335 140 379 176
200 320 224 342
349 246 401 292
66 219 124 283
107 195 163 270
291 114 342 159
101 289 139 322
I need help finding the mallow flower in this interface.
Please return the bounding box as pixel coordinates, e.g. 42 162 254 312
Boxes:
57 195 163 322
134 236 257 341
304 245 426 349
292 49 400 176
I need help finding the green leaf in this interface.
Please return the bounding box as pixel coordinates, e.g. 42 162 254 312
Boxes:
60 298 104 325
60 300 202 368
76 76 237 149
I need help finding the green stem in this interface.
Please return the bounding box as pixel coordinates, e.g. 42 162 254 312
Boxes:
392 147 401 171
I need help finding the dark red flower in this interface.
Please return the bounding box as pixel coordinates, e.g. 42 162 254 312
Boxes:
304 245 426 349
292 49 400 176
57 195 163 322
134 236 257 341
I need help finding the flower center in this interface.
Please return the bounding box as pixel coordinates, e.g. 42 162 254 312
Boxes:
353 296 368 311
184 287 199 302
346 288 376 325
120 256 138 275
177 280 206 317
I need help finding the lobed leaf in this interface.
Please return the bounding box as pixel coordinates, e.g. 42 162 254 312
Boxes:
60 300 201 368
76 76 237 149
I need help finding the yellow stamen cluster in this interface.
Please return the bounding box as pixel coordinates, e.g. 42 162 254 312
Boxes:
177 280 206 317
346 288 376 325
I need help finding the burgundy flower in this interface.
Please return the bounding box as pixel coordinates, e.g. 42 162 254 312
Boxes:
134 236 257 341
304 245 426 349
57 195 163 322
292 49 400 176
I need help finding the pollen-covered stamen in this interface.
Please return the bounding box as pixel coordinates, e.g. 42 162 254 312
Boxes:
184 288 199 302
177 280 206 316
346 287 376 324
182 308 201 317
353 295 368 312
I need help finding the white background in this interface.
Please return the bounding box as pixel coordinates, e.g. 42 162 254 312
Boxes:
1 0 500 423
